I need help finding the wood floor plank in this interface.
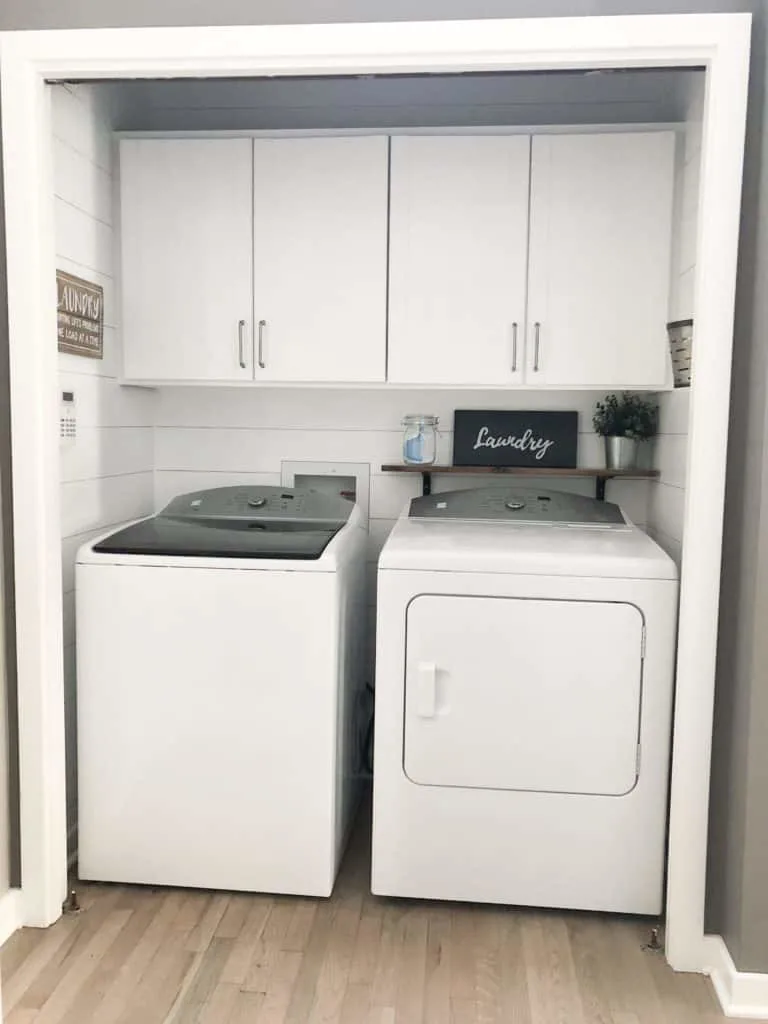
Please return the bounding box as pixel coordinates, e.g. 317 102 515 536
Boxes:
5 889 125 1015
423 909 451 1024
498 911 532 1024
89 892 186 1024
603 921 671 1024
282 901 319 953
228 990 265 1023
2 924 51 982
566 915 620 1024
473 908 503 1024
522 914 587 1024
214 896 252 941
451 996 479 1023
255 949 304 1024
305 889 363 1024
185 895 230 954
2 919 82 1014
34 909 133 1024
339 981 372 1024
219 896 273 987
57 890 163 1024
368 903 405 1020
449 907 477 1004
393 909 428 1023
349 898 384 988
197 980 240 1024
6 1009 41 1024
165 936 234 1024
115 893 210 1024
243 901 296 994
0 807 749 1024
283 898 337 1024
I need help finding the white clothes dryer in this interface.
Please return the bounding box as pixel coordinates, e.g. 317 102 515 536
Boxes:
77 486 366 897
372 486 678 915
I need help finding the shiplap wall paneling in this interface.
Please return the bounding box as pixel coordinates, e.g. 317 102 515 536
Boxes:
648 77 701 564
53 83 157 856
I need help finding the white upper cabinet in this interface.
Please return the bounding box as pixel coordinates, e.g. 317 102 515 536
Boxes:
120 139 254 382
252 136 389 383
118 131 676 389
527 132 675 388
388 136 531 386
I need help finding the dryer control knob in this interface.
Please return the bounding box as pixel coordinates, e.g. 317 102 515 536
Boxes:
505 500 526 511
247 497 267 508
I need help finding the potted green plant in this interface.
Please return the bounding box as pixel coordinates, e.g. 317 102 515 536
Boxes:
592 392 658 470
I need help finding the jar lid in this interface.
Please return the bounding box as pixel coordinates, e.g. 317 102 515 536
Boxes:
402 414 439 425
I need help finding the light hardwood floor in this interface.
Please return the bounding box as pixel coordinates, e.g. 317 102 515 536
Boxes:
0 805 751 1024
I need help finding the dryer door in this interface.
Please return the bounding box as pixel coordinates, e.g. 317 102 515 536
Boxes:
403 594 643 795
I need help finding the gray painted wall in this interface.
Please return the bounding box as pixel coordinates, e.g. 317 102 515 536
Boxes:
0 0 766 970
707 0 768 975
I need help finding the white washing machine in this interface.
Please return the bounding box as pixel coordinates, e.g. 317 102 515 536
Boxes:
77 486 367 897
372 486 678 915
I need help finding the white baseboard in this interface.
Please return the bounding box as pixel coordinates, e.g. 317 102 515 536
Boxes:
704 934 768 1018
0 889 23 947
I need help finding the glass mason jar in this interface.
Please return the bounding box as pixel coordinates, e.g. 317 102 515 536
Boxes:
402 415 439 465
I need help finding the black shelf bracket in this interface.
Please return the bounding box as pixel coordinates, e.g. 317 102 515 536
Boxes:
595 477 608 501
422 471 432 496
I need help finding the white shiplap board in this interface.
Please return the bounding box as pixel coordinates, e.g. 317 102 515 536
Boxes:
647 76 701 564
53 82 156 851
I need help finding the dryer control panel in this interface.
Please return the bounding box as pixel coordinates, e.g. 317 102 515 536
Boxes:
408 486 626 526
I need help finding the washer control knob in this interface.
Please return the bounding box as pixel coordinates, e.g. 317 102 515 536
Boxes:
505 500 526 511
247 497 267 508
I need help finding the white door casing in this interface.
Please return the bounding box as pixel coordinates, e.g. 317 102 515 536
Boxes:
0 15 751 988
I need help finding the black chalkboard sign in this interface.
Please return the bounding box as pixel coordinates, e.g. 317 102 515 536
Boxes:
453 410 578 468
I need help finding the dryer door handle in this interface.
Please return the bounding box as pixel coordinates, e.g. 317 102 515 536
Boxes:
415 662 437 718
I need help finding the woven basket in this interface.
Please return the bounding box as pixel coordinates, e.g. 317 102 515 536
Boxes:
667 319 693 388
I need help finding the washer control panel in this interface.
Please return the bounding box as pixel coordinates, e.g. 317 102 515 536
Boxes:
162 486 353 525
409 486 626 526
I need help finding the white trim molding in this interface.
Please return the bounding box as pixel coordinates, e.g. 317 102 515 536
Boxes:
0 889 23 949
0 14 751 971
705 935 768 1019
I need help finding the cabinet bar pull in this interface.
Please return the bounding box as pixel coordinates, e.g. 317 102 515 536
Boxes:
237 320 247 369
533 322 541 372
257 319 267 369
511 322 518 373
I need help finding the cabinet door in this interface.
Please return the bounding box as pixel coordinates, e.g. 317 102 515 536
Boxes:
388 136 530 386
527 133 675 388
120 139 254 382
252 136 388 383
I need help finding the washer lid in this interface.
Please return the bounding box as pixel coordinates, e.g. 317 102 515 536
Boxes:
92 486 353 560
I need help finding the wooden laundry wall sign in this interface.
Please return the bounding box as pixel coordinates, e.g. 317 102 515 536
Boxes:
453 409 579 468
57 270 104 359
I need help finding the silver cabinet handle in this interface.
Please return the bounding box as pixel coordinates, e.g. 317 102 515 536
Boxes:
257 319 267 369
237 320 247 369
533 322 541 372
511 322 518 373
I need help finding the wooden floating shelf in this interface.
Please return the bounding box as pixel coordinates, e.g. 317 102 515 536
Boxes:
380 465 660 500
